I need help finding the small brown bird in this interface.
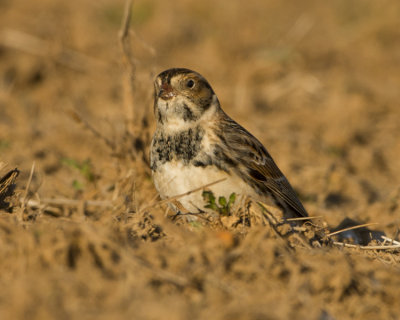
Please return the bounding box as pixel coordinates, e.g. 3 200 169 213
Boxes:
150 68 308 218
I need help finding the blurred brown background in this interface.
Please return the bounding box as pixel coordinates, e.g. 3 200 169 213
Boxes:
1 0 400 319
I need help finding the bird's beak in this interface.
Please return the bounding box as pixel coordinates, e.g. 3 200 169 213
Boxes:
158 82 176 100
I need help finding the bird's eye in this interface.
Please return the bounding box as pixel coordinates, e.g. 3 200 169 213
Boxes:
186 79 195 89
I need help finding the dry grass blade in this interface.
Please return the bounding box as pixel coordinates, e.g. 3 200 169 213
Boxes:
327 223 379 237
333 241 400 251
19 162 35 220
257 202 295 245
119 0 137 135
119 0 134 65
129 29 157 57
139 178 227 213
21 162 35 204
381 236 400 246
258 202 282 225
286 216 323 221
25 198 113 209
117 0 151 162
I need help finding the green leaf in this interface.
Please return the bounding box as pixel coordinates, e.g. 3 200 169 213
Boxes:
188 221 203 229
81 159 95 182
0 140 10 152
218 196 227 207
62 158 96 183
202 191 235 215
72 180 84 191
202 190 216 204
228 193 236 206
207 203 219 211
62 157 80 169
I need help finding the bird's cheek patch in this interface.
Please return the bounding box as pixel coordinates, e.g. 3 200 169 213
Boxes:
180 104 199 122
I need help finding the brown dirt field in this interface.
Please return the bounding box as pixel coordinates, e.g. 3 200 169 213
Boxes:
1 0 400 319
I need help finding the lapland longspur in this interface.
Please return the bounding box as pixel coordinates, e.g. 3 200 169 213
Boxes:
150 68 308 218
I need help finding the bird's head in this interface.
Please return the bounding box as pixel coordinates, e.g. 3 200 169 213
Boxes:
153 68 219 129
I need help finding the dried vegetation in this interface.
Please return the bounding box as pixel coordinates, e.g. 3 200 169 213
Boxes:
1 0 400 319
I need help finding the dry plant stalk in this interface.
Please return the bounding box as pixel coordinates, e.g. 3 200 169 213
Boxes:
19 162 35 220
117 0 152 165
286 216 323 221
333 241 400 251
119 0 138 136
327 222 379 237
24 198 112 209
139 178 227 213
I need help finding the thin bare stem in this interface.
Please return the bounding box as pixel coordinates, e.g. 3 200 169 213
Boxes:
24 198 113 208
380 236 400 246
129 29 156 57
119 0 137 135
333 241 400 251
19 162 35 220
327 223 379 237
120 0 133 45
286 216 323 221
139 178 227 213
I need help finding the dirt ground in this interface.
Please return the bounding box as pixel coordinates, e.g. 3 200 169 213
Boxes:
1 0 400 319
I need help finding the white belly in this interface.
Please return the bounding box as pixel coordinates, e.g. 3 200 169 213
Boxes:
153 160 258 213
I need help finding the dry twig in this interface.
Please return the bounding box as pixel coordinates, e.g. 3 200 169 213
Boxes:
286 216 323 221
381 236 400 246
115 0 153 165
333 241 400 251
19 162 35 220
24 198 113 209
119 0 137 135
327 222 379 237
139 178 227 214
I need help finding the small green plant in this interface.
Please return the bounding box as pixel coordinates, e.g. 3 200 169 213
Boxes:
71 180 84 191
188 221 203 229
0 140 10 152
202 191 236 216
62 158 96 190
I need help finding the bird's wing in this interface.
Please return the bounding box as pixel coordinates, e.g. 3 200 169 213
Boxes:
249 161 308 217
218 115 308 218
